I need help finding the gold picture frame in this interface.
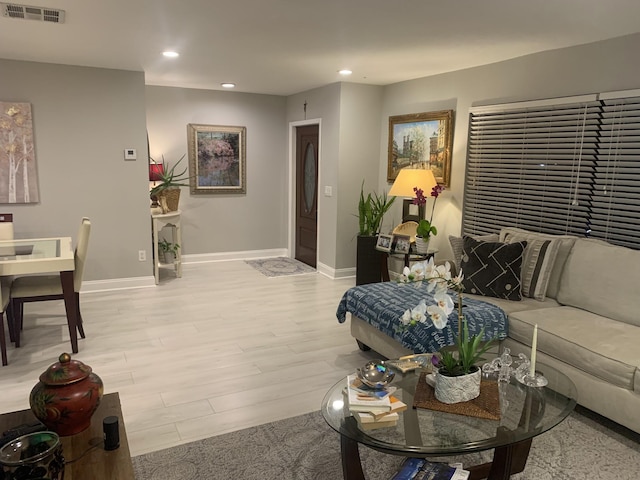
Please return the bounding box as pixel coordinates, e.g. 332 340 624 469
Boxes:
187 124 246 194
387 110 454 186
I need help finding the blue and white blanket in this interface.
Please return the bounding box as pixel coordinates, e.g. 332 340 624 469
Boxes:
336 282 508 354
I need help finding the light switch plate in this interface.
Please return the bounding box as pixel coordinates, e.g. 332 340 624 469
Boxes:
324 186 332 197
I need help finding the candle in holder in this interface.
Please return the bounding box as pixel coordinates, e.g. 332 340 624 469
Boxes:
529 324 538 377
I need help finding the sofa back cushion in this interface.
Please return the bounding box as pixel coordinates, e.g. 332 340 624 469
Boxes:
557 238 640 327
499 227 577 301
460 236 526 300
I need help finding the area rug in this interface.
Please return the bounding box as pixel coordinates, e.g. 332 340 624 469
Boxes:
132 407 640 480
245 257 316 277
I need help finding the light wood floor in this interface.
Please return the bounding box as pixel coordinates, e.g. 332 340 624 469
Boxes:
0 260 377 456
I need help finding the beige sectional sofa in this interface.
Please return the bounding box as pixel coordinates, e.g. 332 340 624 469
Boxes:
349 229 640 434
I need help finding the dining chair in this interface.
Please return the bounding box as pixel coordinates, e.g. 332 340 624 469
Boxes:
11 217 91 347
0 277 11 366
0 213 14 241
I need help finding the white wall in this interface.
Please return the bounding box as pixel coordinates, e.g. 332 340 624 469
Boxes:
0 59 151 282
145 86 287 255
380 33 640 262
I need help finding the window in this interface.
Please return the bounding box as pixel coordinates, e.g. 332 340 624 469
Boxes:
463 90 640 249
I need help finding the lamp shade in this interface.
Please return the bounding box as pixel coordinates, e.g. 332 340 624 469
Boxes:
388 168 437 197
149 163 164 182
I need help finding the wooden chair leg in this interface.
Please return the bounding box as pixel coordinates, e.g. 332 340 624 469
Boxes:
0 312 7 366
6 301 15 343
12 298 23 348
75 292 85 339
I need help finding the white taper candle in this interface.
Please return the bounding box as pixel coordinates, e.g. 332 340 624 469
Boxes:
529 324 538 377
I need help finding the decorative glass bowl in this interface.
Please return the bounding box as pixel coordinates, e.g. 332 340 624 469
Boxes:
0 431 65 480
356 360 395 388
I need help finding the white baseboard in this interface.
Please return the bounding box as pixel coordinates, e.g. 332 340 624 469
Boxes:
82 249 354 292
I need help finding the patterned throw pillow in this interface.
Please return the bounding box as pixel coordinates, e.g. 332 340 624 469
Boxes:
449 234 499 271
500 229 562 301
461 236 527 300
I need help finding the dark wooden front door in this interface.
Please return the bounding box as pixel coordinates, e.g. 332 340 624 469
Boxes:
295 125 319 268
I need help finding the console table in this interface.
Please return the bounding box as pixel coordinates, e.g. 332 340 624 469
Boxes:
151 210 183 284
0 392 135 479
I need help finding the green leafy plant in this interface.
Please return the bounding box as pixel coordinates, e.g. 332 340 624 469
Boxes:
437 322 494 376
150 154 190 197
416 219 437 238
357 181 396 236
158 239 180 254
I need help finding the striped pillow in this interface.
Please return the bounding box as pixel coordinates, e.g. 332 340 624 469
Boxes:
501 231 561 301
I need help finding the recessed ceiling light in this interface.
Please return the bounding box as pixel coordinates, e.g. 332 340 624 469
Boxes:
221 83 236 88
338 69 353 76
162 51 179 58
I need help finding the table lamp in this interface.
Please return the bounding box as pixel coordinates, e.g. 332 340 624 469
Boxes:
388 168 437 222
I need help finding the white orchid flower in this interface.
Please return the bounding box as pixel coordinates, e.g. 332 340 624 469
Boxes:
409 262 426 280
451 269 464 287
426 304 449 329
434 291 454 316
401 308 412 325
409 300 427 324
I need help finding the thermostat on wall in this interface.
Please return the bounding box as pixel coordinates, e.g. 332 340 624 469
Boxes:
124 148 137 160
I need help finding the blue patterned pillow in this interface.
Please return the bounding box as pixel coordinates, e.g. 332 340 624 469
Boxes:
461 236 527 300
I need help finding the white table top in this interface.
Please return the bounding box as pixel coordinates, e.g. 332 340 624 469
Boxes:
0 237 74 275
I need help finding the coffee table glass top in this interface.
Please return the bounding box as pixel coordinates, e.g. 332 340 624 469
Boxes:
321 362 576 456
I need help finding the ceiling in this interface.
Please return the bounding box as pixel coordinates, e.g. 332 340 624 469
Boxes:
2 0 640 96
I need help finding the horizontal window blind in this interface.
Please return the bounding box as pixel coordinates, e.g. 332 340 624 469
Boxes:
464 98 600 237
591 94 640 248
463 90 640 250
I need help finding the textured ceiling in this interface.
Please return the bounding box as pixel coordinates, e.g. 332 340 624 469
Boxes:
1 0 639 95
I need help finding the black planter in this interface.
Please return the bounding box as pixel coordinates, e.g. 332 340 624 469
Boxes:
356 235 384 285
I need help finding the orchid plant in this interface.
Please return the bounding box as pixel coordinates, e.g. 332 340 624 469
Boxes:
398 258 494 377
413 185 445 239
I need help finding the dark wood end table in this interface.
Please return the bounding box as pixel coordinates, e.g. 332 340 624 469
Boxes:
0 392 135 479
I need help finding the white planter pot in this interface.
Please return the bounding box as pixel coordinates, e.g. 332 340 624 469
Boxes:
434 367 481 404
415 236 430 254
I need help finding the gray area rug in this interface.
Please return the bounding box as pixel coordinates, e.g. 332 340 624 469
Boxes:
245 257 316 277
132 406 640 480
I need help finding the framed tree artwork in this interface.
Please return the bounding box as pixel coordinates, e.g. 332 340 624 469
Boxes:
187 124 246 194
387 110 454 186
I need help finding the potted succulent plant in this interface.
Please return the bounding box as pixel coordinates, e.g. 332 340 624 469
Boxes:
356 182 395 285
399 259 494 403
149 154 190 212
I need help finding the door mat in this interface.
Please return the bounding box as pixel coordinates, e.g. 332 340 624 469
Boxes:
245 257 316 277
413 372 501 420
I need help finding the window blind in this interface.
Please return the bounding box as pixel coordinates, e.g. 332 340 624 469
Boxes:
464 96 600 237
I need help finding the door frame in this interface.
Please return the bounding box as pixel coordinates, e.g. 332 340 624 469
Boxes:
288 118 322 267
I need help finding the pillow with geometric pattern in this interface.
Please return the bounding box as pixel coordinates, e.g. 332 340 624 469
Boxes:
460 236 527 301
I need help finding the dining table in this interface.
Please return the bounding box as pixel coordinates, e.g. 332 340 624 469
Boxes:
0 237 79 353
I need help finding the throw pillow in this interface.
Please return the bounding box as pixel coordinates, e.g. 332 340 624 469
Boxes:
449 233 499 271
499 227 574 301
460 236 526 300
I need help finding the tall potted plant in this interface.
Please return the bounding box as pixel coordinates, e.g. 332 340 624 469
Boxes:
356 182 395 285
413 184 444 254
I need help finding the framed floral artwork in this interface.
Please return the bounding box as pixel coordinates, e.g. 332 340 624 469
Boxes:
387 110 454 187
187 124 246 194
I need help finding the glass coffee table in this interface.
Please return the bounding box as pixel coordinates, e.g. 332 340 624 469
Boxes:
322 362 576 480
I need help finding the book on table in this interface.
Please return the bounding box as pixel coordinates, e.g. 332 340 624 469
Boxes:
346 374 392 414
391 458 470 480
353 411 399 430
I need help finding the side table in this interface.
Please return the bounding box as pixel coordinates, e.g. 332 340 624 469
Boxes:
379 248 438 282
151 210 183 284
0 392 135 479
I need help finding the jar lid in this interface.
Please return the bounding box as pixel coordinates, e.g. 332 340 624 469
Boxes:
39 353 92 386
0 431 60 466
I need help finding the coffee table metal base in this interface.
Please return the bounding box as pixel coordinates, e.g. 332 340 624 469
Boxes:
340 427 533 480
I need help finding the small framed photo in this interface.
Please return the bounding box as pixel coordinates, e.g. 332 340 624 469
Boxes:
376 233 393 252
392 234 411 254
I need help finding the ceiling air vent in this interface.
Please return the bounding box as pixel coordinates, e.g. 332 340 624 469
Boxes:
1 3 65 23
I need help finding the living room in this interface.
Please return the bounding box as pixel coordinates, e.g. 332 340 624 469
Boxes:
1 2 640 478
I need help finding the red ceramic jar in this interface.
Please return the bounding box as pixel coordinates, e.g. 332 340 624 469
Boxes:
29 353 104 436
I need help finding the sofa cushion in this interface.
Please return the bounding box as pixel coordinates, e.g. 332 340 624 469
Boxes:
460 236 526 300
508 306 640 391
499 227 577 300
449 234 499 271
557 239 640 327
464 292 560 315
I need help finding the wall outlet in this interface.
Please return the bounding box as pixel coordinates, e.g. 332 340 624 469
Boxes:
138 250 146 262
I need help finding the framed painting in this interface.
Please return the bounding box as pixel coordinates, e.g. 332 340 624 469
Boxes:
387 110 454 187
187 124 246 194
